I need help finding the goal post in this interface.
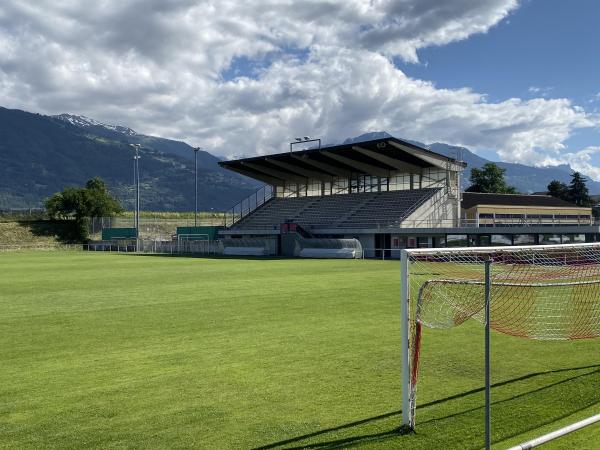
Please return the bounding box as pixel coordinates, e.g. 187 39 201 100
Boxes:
400 242 600 431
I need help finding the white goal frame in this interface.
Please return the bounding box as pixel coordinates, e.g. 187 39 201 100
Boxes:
400 241 600 432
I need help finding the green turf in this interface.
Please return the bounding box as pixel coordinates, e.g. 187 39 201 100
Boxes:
0 252 598 449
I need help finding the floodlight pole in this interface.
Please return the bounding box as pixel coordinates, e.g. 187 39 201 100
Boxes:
484 258 492 450
290 138 321 153
130 144 141 245
194 147 200 227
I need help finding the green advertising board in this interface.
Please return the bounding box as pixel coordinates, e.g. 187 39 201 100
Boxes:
176 226 222 241
102 227 137 240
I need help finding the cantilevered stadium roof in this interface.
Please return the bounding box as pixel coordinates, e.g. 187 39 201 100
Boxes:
219 137 466 185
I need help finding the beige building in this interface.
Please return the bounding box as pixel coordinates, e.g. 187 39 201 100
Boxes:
462 192 592 227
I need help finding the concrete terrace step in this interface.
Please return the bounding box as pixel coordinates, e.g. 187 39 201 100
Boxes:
228 188 441 231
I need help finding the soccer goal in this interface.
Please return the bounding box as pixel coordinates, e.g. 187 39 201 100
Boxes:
400 242 600 434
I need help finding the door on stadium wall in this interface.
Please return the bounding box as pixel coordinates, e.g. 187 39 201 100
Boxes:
375 234 391 258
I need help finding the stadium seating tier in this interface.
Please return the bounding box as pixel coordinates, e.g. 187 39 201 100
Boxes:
229 188 440 230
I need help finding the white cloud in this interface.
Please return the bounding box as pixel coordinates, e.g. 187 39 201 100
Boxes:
527 85 554 97
551 147 600 181
0 0 597 169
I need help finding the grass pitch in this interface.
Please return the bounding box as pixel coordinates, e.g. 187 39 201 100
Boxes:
0 252 599 449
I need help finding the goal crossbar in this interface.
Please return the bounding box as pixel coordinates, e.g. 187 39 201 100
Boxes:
403 241 599 254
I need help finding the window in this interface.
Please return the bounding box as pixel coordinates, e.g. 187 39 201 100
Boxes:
495 214 524 219
513 234 536 245
417 237 430 248
491 234 512 246
306 181 321 197
380 177 389 191
446 234 468 247
421 168 447 188
563 234 585 243
539 234 561 245
413 173 421 189
283 183 297 197
363 176 379 192
332 178 348 195
389 173 411 191
478 235 492 246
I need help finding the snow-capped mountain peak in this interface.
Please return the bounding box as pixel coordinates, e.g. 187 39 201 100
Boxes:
54 113 137 136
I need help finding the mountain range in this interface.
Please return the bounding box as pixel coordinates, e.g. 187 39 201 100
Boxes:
344 131 600 193
0 107 258 211
1 107 598 211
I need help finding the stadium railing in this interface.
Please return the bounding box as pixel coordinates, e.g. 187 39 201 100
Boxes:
224 185 274 228
361 248 400 260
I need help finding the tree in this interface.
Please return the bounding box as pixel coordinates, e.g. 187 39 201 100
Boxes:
547 180 570 201
45 177 123 240
465 163 517 194
568 172 592 206
83 177 124 218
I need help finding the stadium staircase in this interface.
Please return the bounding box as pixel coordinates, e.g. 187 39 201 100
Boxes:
227 188 441 231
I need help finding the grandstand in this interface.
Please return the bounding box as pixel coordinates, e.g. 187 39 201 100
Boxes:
230 188 440 230
219 136 600 257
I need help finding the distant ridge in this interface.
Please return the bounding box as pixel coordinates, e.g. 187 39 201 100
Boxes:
345 132 600 194
54 114 137 136
0 107 258 210
1 109 598 210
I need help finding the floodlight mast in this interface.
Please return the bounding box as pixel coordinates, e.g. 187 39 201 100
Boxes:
193 147 201 227
129 144 141 242
289 136 322 153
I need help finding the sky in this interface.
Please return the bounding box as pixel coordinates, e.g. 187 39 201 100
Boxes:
0 1 599 176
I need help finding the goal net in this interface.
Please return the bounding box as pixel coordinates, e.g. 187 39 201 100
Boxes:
400 243 600 429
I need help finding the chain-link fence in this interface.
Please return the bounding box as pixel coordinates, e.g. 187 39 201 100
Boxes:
1 240 223 255
0 243 83 252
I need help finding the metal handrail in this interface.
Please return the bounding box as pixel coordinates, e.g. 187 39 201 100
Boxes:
395 186 445 225
224 184 273 228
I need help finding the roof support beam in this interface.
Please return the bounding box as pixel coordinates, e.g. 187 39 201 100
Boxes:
290 154 352 177
265 158 332 181
225 165 282 185
388 140 463 171
352 145 423 173
241 161 307 183
321 151 390 177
